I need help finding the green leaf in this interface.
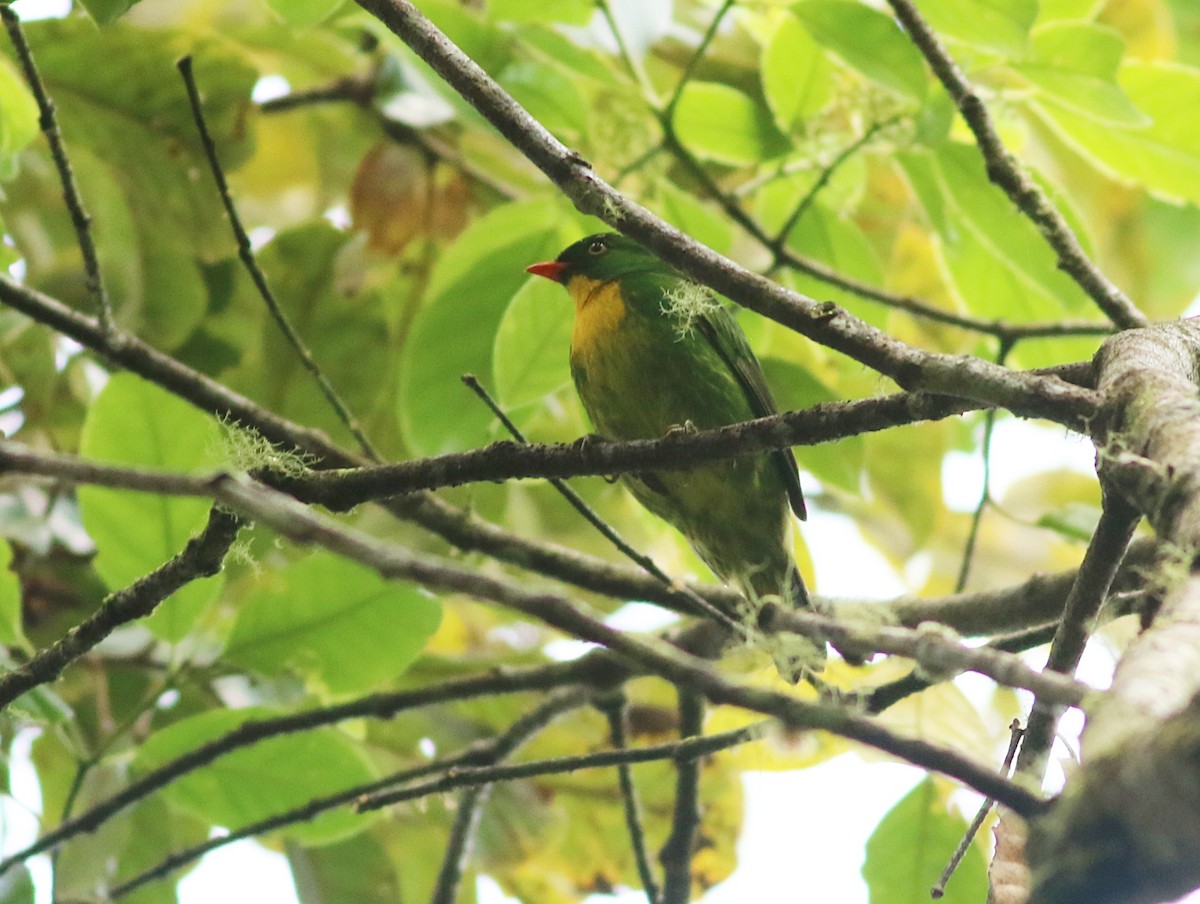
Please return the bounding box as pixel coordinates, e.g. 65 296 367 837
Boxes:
793 1 928 101
0 863 33 904
913 0 1036 54
77 373 223 641
399 199 569 455
1034 60 1200 204
905 143 1090 317
863 778 987 903
0 20 257 350
0 58 38 183
288 834 403 904
0 543 26 649
498 60 588 140
223 223 398 447
1036 502 1102 542
1015 23 1146 126
225 551 441 695
490 0 592 24
492 277 573 412
762 14 833 131
265 0 343 28
134 708 378 845
515 24 622 85
672 82 790 166
77 0 140 25
654 180 733 256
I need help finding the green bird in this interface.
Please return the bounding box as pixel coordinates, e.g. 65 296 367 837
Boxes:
527 233 820 670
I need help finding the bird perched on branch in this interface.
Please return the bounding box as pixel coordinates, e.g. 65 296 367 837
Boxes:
527 233 822 674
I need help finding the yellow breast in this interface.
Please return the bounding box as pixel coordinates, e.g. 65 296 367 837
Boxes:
567 276 627 361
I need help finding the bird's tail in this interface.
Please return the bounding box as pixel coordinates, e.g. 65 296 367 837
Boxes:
748 561 825 681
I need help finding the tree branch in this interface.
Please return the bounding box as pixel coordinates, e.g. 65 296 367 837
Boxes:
760 605 1090 709
0 657 608 874
351 0 1102 419
212 474 1048 816
599 693 661 903
178 55 379 460
430 689 589 904
0 507 240 713
660 690 705 904
884 0 1147 330
1016 497 1139 778
0 4 112 333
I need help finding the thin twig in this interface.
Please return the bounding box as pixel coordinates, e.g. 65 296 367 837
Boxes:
115 726 762 897
1015 496 1140 778
660 690 705 904
462 374 740 628
596 0 659 104
0 657 605 875
356 719 762 812
661 0 734 119
0 508 240 714
0 4 113 333
884 0 1147 331
603 695 662 903
176 56 380 460
663 110 1109 343
771 117 901 249
955 340 1013 592
111 691 600 899
931 719 1025 898
212 473 1049 816
430 689 589 904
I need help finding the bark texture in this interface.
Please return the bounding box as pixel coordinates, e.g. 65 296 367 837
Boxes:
1029 320 1200 904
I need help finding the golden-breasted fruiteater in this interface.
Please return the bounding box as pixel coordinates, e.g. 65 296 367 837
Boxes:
527 233 820 670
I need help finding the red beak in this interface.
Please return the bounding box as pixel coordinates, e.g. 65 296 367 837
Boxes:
526 260 569 284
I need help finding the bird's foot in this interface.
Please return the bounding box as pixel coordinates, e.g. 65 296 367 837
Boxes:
664 420 698 438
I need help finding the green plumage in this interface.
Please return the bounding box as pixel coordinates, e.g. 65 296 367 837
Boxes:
529 234 813 628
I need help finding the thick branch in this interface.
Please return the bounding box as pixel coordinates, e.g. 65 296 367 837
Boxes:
1028 321 1200 903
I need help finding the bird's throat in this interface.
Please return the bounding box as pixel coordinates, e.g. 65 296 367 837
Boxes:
568 276 627 358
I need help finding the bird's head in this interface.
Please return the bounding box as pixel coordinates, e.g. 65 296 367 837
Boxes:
526 233 663 285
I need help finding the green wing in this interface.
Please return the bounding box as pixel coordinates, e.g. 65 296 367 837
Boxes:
696 302 808 521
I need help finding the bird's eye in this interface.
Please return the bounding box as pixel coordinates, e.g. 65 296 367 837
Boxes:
587 240 607 256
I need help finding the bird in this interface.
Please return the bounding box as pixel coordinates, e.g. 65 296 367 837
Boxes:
526 233 822 674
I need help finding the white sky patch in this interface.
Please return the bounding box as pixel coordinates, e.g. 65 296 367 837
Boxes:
802 509 906 599
180 838 300 904
9 0 69 20
251 75 291 104
248 226 277 252
942 417 1096 512
605 601 680 632
323 205 351 229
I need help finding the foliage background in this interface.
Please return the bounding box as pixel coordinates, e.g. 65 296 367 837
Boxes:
0 0 1198 901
